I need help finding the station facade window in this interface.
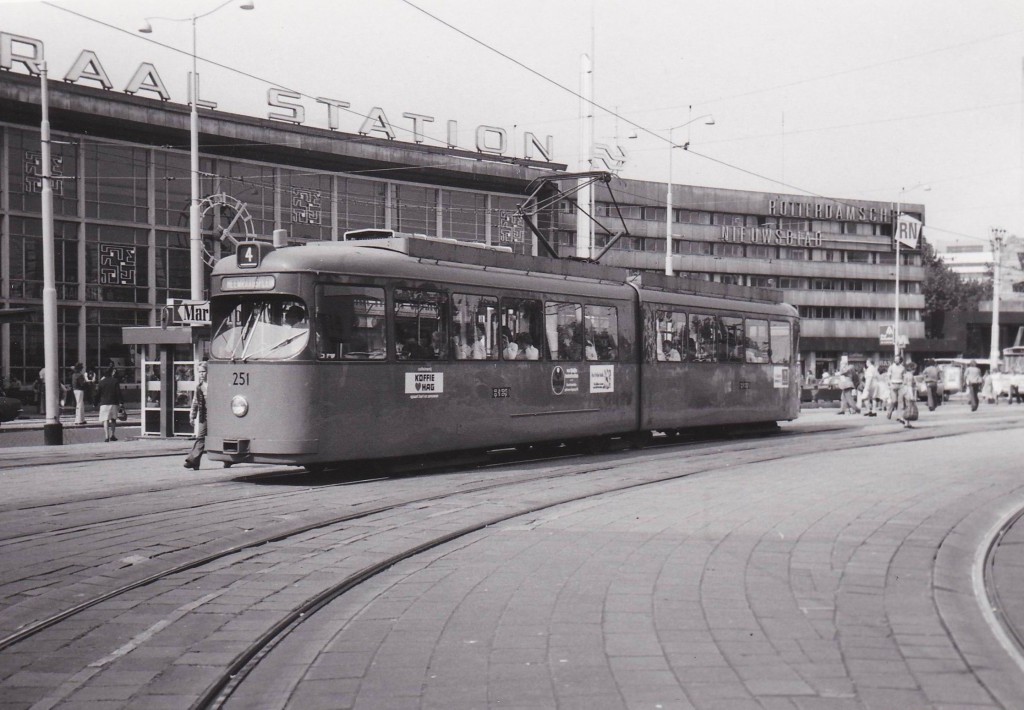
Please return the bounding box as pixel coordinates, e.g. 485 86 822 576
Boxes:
0 124 541 390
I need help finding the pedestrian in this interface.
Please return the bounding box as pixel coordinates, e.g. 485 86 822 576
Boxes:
95 365 123 442
836 363 858 415
921 360 941 411
860 359 879 416
896 361 917 428
71 362 87 425
964 360 984 412
84 367 98 410
184 361 208 470
885 355 906 420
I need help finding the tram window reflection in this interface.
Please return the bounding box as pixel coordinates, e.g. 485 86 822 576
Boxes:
394 288 449 360
656 309 687 362
500 298 544 361
211 295 311 361
584 305 618 361
315 285 386 360
745 319 770 364
545 301 583 361
720 316 745 362
690 313 721 363
770 321 792 364
451 294 498 360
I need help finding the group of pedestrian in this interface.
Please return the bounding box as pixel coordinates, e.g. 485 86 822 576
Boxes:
833 356 920 429
829 354 1000 428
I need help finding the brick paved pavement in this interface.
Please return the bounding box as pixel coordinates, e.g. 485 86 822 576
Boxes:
228 424 1024 710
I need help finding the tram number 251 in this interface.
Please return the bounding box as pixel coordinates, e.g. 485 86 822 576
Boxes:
232 372 250 386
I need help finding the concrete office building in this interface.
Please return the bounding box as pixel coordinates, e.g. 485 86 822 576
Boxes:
556 180 926 377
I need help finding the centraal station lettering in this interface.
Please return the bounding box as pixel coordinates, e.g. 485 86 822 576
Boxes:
0 32 554 161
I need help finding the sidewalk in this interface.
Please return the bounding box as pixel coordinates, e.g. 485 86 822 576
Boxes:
0 409 191 468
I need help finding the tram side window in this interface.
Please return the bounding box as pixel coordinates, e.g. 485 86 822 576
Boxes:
656 310 688 362
720 316 745 362
451 293 498 360
394 289 449 360
770 321 792 364
690 313 720 363
315 285 386 360
745 319 771 364
545 301 583 361
500 298 544 360
584 305 618 361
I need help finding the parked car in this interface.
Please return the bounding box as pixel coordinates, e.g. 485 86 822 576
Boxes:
0 395 23 427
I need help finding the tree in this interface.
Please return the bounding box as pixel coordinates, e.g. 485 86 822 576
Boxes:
919 240 988 339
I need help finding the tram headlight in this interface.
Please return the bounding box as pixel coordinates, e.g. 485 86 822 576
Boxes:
230 395 249 417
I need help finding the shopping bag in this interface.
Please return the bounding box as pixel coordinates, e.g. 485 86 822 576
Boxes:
903 399 919 422
117 404 128 421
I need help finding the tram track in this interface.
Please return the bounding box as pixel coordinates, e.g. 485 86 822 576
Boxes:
0 423 809 655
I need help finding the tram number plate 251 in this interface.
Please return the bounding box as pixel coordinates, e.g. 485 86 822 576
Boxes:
492 387 511 398
232 372 250 386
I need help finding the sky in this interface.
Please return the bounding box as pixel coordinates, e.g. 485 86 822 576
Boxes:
3 0 1024 251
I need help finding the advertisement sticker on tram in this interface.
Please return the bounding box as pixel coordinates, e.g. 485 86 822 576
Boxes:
405 371 443 399
551 366 580 395
773 366 790 388
589 365 615 394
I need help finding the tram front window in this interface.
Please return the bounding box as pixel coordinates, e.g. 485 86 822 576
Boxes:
211 296 310 361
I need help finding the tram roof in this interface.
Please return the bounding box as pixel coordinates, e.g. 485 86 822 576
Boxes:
213 234 789 309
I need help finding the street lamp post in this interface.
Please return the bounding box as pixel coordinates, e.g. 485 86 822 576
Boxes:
140 1 254 302
990 228 1006 368
665 114 714 276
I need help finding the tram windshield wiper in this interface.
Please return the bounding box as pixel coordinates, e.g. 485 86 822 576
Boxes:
241 330 308 362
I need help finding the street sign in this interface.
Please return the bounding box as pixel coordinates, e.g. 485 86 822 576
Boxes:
879 324 895 346
170 299 210 326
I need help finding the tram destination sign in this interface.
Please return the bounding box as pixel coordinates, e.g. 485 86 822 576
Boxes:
170 299 210 326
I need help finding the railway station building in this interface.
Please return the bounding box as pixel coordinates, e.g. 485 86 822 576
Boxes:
1 46 927 397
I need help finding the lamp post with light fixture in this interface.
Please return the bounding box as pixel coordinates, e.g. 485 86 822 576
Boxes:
139 0 254 302
665 114 714 276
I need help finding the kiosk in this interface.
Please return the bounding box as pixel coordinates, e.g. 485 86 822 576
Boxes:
123 301 209 438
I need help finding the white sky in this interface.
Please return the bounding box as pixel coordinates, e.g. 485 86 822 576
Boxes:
4 0 1024 250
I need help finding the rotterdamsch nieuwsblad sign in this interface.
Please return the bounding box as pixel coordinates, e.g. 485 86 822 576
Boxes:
0 32 554 162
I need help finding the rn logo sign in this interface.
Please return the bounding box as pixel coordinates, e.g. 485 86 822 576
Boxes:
894 215 922 250
405 371 443 399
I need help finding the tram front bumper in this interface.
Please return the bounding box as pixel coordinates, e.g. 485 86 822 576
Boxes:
209 436 318 463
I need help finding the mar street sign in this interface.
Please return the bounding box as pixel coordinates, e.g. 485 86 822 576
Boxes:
170 300 210 326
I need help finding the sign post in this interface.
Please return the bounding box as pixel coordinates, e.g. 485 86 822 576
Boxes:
892 213 923 358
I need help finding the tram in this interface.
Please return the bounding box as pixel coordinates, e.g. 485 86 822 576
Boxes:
205 231 800 468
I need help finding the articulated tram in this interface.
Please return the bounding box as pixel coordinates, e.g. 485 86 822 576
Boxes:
206 231 800 469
